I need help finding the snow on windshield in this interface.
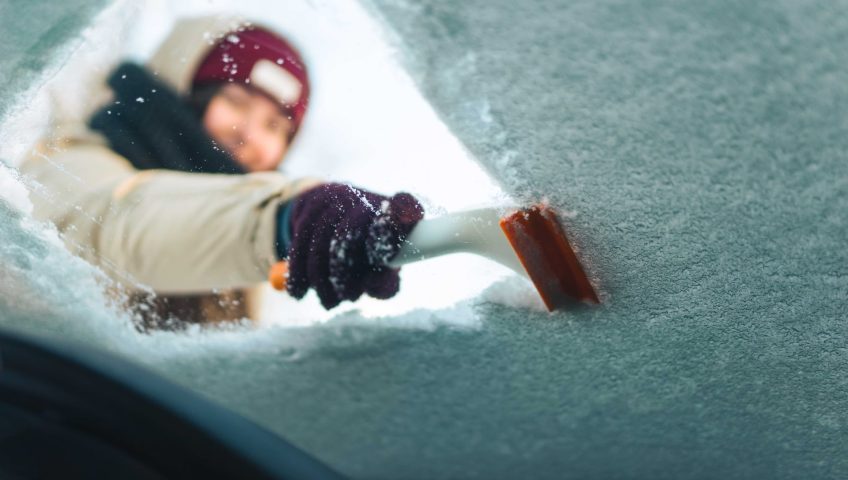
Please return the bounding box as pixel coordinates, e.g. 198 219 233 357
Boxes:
4 0 847 478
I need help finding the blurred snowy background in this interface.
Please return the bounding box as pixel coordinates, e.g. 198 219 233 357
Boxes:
1 0 847 478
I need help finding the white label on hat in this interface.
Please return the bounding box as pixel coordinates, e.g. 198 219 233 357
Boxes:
250 59 302 105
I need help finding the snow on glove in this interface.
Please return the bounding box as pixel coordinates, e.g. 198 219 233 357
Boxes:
286 183 424 310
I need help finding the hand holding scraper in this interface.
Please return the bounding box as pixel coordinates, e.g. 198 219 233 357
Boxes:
269 183 599 311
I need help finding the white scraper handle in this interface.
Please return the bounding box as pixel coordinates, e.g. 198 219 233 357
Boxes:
388 207 529 279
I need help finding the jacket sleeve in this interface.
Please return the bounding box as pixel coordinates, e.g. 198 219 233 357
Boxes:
21 140 321 294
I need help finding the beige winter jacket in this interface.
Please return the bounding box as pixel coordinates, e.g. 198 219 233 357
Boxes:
20 16 319 320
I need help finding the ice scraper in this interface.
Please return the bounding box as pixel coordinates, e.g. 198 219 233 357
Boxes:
269 204 599 311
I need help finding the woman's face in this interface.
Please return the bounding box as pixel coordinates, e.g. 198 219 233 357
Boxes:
203 84 293 172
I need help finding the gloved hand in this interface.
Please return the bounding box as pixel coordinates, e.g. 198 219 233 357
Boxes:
286 183 424 309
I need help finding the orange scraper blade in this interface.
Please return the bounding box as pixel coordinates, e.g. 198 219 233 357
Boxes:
500 205 600 311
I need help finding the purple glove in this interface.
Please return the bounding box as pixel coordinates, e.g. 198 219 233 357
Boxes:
286 183 424 309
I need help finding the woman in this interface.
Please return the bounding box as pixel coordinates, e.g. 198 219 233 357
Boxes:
20 16 423 328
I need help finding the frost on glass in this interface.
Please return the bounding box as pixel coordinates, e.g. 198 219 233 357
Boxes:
2 0 847 478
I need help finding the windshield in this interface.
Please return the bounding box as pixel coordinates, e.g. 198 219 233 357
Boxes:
1 0 847 478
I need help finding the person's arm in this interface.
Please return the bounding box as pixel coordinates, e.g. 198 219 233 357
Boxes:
22 141 320 293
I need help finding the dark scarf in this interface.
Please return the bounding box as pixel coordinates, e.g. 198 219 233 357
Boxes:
90 62 245 174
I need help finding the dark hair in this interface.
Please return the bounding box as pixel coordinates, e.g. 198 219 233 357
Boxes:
189 82 298 141
187 83 224 118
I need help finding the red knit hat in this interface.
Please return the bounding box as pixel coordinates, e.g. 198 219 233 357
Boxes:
192 25 310 136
